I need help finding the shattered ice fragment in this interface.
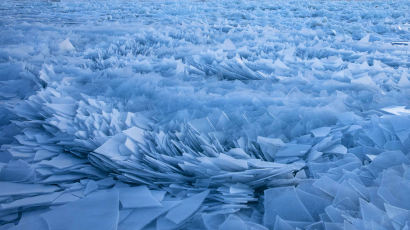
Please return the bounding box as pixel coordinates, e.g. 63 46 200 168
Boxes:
222 39 236 51
213 153 248 171
310 127 331 137
276 144 311 157
165 190 209 224
257 136 284 160
384 203 410 226
39 153 88 170
58 39 75 51
41 189 119 230
351 75 378 89
118 186 162 209
0 160 34 182
7 215 48 230
226 148 250 159
398 73 410 88
84 180 98 196
94 134 128 161
324 144 347 155
273 59 289 70
219 214 247 230
119 201 180 230
264 186 313 228
123 127 145 144
0 192 62 210
307 150 323 161
368 150 409 175
202 213 226 230
273 216 294 230
381 106 410 116
0 182 59 197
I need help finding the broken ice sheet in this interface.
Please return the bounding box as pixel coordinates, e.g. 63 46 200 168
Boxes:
275 144 311 157
38 153 88 170
219 214 247 230
41 189 119 230
0 160 34 182
93 133 128 161
0 192 62 211
119 201 180 230
263 186 314 228
310 127 331 137
165 190 209 225
7 210 49 230
118 186 162 209
381 106 410 116
0 182 59 197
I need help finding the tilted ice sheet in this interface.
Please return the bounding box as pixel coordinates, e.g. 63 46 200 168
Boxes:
0 0 409 229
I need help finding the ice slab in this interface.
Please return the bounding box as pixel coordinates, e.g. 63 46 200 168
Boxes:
165 190 209 224
41 189 119 230
264 186 313 228
118 186 162 209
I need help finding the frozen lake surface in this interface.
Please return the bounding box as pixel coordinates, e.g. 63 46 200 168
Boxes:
0 0 409 229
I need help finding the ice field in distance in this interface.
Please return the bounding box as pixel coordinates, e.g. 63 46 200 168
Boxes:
0 0 409 229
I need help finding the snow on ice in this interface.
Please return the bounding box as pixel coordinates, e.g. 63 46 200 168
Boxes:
0 0 409 229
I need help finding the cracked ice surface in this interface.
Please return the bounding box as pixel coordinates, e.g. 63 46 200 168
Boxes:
0 0 409 229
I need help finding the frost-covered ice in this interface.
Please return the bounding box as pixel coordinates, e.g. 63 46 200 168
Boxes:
0 0 409 229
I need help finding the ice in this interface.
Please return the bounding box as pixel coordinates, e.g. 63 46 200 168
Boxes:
384 203 410 226
41 189 119 230
0 192 62 211
34 150 59 161
310 127 331 138
381 106 410 116
367 150 409 175
94 134 128 161
264 186 313 227
273 216 294 230
165 190 209 224
84 180 98 196
7 215 48 230
324 144 347 155
118 186 162 209
58 39 75 52
275 144 311 157
213 153 248 171
398 73 410 88
202 213 225 230
222 39 236 51
38 153 88 170
0 182 59 197
256 136 284 160
0 0 409 229
119 201 180 230
0 160 33 182
226 148 250 159
219 214 247 230
123 127 146 144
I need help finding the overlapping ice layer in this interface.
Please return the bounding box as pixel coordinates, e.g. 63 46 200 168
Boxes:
0 0 409 229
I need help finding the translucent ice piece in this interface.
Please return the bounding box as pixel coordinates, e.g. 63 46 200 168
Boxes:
311 127 331 137
165 190 209 224
119 186 162 209
42 189 119 230
276 144 311 157
0 182 59 197
219 214 247 230
264 186 313 228
119 201 180 230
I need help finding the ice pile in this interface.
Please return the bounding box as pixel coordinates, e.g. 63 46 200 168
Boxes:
0 0 409 229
